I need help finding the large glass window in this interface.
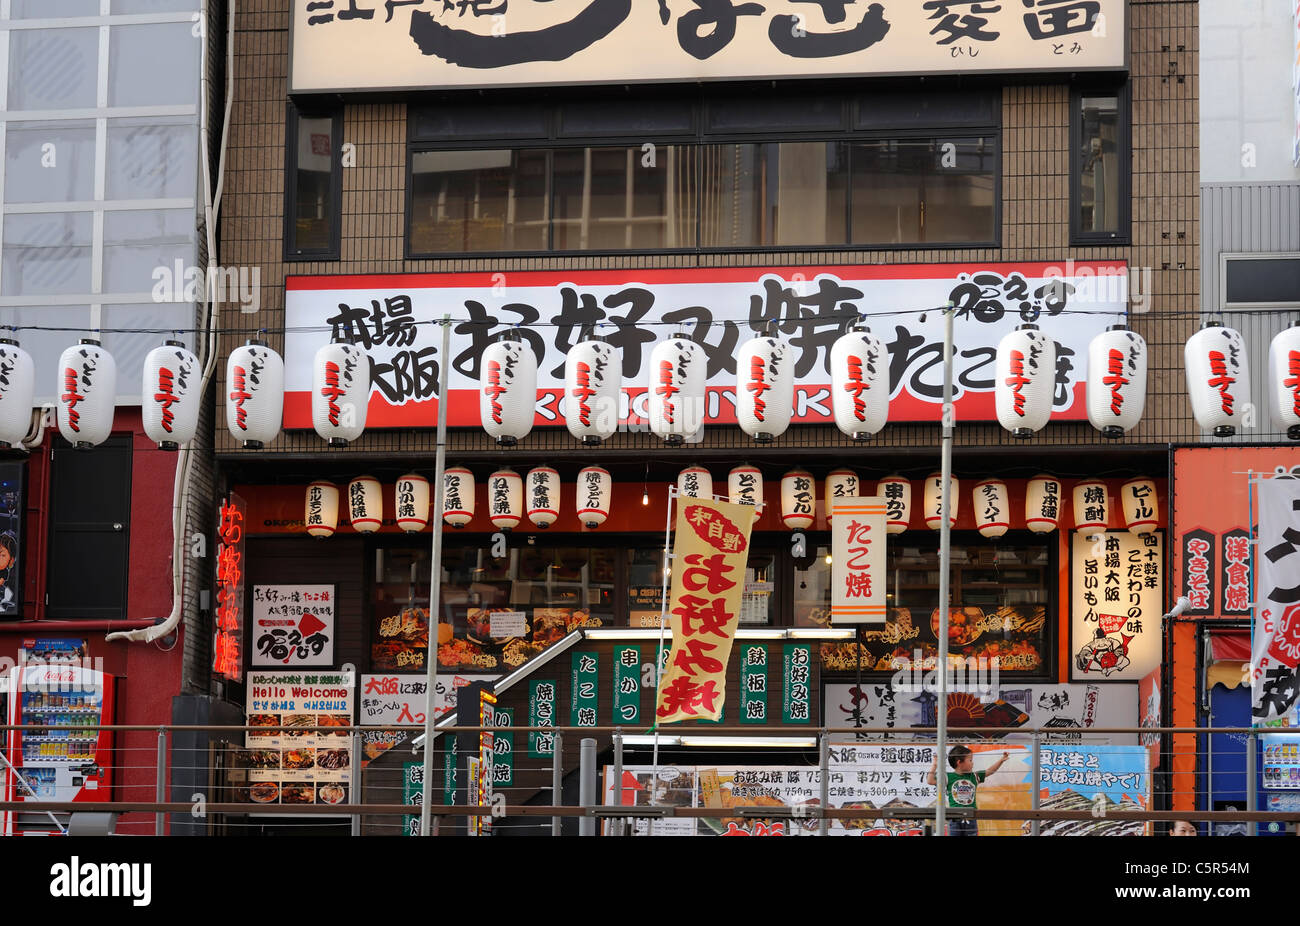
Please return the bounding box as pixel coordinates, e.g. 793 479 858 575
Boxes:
852 138 995 245
285 106 341 259
5 121 97 204
409 149 549 253
1072 89 1129 244
625 546 775 627
106 117 200 200
7 28 100 111
102 208 193 293
1 212 94 297
108 23 200 107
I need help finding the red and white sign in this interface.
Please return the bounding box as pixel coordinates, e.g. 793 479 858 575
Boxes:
831 497 887 625
213 494 246 682
283 263 1128 430
1252 475 1300 721
251 585 336 668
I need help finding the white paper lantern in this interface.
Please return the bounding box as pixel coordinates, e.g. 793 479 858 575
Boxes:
995 325 1056 438
923 473 959 530
824 468 860 524
648 334 705 445
1185 322 1250 437
305 481 339 539
1073 480 1110 534
576 466 612 529
395 474 430 533
1268 322 1300 440
729 465 764 516
677 465 712 500
1121 477 1158 535
443 466 475 529
142 341 200 450
480 336 537 446
830 326 889 439
527 466 560 529
973 479 1011 538
876 475 912 534
57 339 116 448
780 469 816 530
488 468 523 531
0 338 36 449
226 339 284 449
347 475 383 533
1025 475 1062 533
312 339 370 446
564 338 620 445
1087 326 1147 438
736 334 794 442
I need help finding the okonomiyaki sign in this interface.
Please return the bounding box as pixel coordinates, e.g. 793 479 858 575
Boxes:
282 262 1129 431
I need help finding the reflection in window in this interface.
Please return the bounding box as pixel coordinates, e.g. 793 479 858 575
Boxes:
410 149 549 252
106 118 199 200
552 145 693 250
851 138 995 245
699 143 847 248
1 213 94 297
1077 95 1120 235
289 112 337 255
102 209 193 294
108 23 199 107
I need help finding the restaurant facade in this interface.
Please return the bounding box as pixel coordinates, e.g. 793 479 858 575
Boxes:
208 0 1205 831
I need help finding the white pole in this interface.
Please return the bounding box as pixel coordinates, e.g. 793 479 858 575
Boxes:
419 316 451 836
936 302 954 836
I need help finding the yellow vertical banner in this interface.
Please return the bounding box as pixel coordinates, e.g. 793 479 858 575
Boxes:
655 497 758 724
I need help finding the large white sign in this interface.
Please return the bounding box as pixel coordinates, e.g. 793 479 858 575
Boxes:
251 585 336 668
1252 474 1300 721
290 1 1127 93
359 672 498 725
284 262 1129 430
1071 532 1163 683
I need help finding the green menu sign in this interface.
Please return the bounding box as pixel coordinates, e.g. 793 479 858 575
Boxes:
782 644 812 724
528 680 556 758
572 652 599 727
613 646 641 724
740 644 768 724
403 762 423 837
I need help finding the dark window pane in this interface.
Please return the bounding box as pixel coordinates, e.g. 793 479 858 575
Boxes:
707 97 844 133
291 115 335 252
409 149 549 252
1078 95 1120 235
850 137 994 245
856 91 998 129
700 142 846 248
921 137 996 244
559 101 694 137
411 105 548 140
1224 258 1300 304
552 145 691 250
851 140 924 244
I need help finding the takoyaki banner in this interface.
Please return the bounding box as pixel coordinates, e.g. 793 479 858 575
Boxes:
289 0 1125 93
282 262 1128 430
1070 532 1163 683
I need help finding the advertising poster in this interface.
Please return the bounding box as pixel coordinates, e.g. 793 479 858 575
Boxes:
1035 744 1151 836
0 463 23 618
251 585 336 668
1071 532 1163 682
1252 474 1300 721
358 672 496 763
242 671 354 807
830 497 887 625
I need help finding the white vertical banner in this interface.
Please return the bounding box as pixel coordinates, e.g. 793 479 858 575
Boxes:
1251 475 1300 721
830 497 887 625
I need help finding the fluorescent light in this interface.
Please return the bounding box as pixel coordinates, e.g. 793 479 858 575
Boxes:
735 629 787 640
679 736 817 748
624 735 682 747
585 628 674 640
787 627 854 639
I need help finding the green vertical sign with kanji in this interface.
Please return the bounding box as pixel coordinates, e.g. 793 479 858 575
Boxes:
613 646 640 725
740 644 768 724
403 761 423 836
528 680 556 759
782 644 812 724
443 737 457 805
572 652 599 727
492 707 514 788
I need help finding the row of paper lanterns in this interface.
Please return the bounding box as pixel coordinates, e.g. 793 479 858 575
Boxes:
0 317 1290 453
302 468 1159 539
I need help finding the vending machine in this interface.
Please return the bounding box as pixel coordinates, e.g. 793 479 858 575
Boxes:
3 663 116 835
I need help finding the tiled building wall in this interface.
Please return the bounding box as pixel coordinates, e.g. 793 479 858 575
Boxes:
217 0 1199 460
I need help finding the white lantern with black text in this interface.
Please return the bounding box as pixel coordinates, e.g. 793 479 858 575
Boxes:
780 469 816 529
395 474 430 533
57 339 116 448
312 339 369 446
305 481 339 539
1025 475 1062 533
973 479 1010 538
527 466 560 529
488 468 523 531
0 339 35 449
824 468 859 524
736 333 794 442
830 326 888 439
1185 322 1250 437
1073 480 1110 535
564 337 620 444
729 465 764 516
877 475 912 534
1121 477 1158 534
1087 326 1147 438
347 475 383 533
1268 321 1300 440
226 339 283 449
443 466 475 529
923 473 959 530
481 335 537 446
677 465 712 500
142 341 200 450
648 334 705 445
995 325 1056 438
576 466 611 529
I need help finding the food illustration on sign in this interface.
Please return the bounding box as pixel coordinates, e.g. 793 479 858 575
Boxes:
1075 628 1134 676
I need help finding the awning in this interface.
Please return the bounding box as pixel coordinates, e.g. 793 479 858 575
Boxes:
1206 631 1250 690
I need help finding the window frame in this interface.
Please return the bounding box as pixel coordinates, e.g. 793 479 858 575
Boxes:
1070 83 1132 247
284 102 343 262
405 94 1001 259
1219 252 1300 311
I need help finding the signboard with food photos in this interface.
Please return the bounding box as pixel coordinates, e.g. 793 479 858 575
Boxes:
241 671 354 808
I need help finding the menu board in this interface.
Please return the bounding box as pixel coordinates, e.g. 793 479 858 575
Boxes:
251 585 336 668
628 586 666 628
241 671 354 807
